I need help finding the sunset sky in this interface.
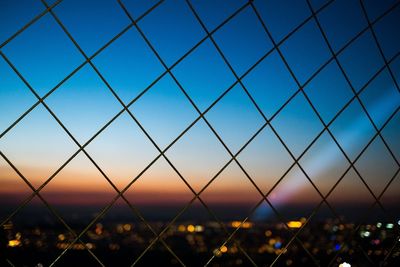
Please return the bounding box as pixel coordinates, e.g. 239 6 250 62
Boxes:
1 0 400 222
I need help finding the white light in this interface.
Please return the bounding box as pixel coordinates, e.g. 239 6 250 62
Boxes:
361 231 370 238
377 222 382 228
339 262 351 267
386 223 394 229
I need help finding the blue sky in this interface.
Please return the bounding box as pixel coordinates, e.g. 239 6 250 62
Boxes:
0 0 400 219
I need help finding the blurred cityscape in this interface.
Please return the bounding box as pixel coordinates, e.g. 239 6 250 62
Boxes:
1 217 399 266
1 0 400 266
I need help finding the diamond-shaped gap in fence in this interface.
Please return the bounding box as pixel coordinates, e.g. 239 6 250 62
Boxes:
204 84 265 154
337 30 384 91
299 131 350 196
0 56 37 134
236 125 294 195
129 75 198 150
165 119 231 193
50 0 131 56
0 104 77 189
279 18 331 85
355 137 398 196
137 0 206 66
328 99 376 162
242 50 297 121
0 0 46 45
84 112 159 191
326 168 376 223
271 93 324 158
212 5 273 76
92 26 165 105
39 152 116 233
316 0 367 53
266 165 322 221
122 157 194 233
1 13 84 96
372 4 400 60
304 61 354 124
171 39 236 112
199 161 261 222
359 69 400 129
45 64 122 144
253 0 311 43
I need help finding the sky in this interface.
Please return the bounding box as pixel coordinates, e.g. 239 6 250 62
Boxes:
0 0 400 222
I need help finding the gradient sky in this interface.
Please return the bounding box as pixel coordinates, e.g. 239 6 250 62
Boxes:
1 0 400 222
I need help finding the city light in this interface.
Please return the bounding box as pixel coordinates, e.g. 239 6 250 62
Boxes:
220 245 228 253
230 221 253 229
361 231 371 238
265 230 272 237
339 262 351 267
194 225 204 232
386 223 394 229
187 224 195 233
123 224 132 231
287 221 302 228
1 219 398 265
7 239 21 247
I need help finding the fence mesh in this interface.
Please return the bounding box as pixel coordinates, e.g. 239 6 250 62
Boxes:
1 0 400 266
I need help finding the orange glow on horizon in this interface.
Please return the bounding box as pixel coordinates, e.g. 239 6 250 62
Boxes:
1 162 389 206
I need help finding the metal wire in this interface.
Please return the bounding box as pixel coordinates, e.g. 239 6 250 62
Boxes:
0 0 399 266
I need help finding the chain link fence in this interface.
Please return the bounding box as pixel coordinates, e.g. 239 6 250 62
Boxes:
1 0 400 266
